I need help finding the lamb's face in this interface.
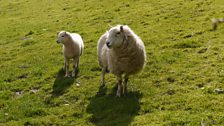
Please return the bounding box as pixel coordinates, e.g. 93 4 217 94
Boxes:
106 25 126 49
56 31 69 44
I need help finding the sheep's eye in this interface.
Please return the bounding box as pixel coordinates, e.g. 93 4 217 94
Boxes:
61 35 65 37
115 32 120 37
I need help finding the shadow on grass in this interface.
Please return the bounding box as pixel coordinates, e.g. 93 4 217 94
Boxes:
52 68 74 97
87 86 142 126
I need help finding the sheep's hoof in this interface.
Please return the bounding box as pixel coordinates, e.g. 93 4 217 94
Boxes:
64 74 70 78
97 85 106 96
116 91 121 97
72 73 76 78
101 83 105 87
122 88 127 95
100 81 105 87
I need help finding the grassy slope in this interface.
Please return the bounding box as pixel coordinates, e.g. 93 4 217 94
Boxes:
0 0 224 125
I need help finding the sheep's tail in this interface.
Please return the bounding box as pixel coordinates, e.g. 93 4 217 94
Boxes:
211 18 224 30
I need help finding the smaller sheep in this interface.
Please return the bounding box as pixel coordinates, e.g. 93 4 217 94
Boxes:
211 18 224 30
56 31 84 78
97 25 146 97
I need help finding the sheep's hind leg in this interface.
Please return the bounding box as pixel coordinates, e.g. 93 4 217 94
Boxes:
96 67 107 96
65 58 70 77
100 68 106 87
116 76 122 97
72 58 79 78
122 75 129 95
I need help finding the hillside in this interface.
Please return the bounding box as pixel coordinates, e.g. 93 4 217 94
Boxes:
0 0 224 125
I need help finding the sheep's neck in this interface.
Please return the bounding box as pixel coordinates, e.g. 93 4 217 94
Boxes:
63 41 74 47
111 39 137 59
63 36 77 47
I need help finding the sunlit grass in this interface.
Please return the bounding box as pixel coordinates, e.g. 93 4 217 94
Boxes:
0 0 224 125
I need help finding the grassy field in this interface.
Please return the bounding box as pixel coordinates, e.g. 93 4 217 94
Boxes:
0 0 224 125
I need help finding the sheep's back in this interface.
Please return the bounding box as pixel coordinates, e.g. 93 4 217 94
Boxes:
62 33 84 58
70 33 84 56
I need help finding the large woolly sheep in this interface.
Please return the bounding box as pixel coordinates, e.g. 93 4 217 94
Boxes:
97 25 146 97
56 31 84 78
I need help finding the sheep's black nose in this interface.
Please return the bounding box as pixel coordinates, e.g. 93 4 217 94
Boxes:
106 42 111 48
56 40 59 43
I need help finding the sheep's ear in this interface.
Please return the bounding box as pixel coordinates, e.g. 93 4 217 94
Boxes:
106 31 109 37
120 25 124 32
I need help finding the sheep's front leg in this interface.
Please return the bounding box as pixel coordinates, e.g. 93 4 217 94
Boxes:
116 76 122 97
72 57 79 78
63 60 66 71
122 74 129 95
101 68 106 87
64 58 70 77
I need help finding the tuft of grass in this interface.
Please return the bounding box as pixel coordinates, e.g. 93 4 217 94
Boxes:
173 40 202 49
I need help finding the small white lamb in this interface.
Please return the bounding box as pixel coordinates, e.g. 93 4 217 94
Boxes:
56 31 84 78
211 18 224 30
97 25 146 97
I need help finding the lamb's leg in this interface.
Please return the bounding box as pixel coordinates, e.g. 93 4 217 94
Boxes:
100 67 106 87
72 58 79 78
122 75 129 95
116 76 122 97
64 58 70 77
63 60 66 71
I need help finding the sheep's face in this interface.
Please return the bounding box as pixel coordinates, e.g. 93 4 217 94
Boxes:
56 31 69 44
106 25 126 49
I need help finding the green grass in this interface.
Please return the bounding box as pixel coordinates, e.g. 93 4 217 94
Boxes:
1 0 224 125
